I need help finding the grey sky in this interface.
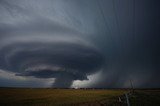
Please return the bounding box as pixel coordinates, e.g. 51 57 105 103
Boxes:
0 0 159 88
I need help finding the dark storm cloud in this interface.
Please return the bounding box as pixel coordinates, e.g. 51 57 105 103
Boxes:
0 0 160 88
0 30 105 87
0 12 105 87
0 41 104 75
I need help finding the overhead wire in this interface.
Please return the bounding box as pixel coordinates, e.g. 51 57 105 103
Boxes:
112 0 120 36
133 0 135 41
97 0 112 36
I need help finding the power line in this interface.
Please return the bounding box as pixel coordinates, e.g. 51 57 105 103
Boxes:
112 0 120 36
133 0 135 41
97 0 112 36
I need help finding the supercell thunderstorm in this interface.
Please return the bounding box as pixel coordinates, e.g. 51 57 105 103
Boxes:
0 22 105 87
0 0 160 88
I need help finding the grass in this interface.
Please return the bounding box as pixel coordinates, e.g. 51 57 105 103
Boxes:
0 88 127 106
130 90 160 106
0 88 159 106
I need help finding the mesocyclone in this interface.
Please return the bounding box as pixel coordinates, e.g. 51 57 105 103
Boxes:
0 31 105 87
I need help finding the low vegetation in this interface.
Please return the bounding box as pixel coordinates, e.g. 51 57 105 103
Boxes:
0 88 159 106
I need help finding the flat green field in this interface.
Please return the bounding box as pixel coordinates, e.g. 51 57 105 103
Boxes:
0 88 159 106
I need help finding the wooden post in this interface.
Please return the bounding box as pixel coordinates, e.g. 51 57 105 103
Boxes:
125 93 130 106
130 79 134 93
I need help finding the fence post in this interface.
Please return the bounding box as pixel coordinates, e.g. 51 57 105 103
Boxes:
125 93 130 106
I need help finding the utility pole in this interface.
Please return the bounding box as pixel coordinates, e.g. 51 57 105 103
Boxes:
130 79 134 93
